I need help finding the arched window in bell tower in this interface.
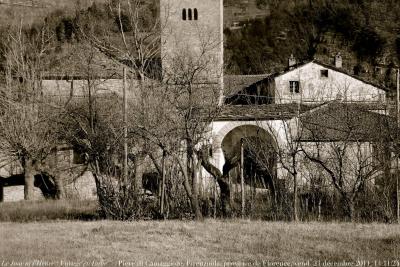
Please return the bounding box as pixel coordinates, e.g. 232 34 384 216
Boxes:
188 8 192 20
194 8 198 20
182 9 187 20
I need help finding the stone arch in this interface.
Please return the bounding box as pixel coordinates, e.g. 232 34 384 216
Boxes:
221 125 277 160
213 123 279 195
210 120 287 174
214 121 282 150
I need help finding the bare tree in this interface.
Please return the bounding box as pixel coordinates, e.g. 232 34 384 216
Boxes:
74 0 229 219
299 103 392 221
264 115 303 221
230 105 306 221
0 24 67 200
74 0 164 193
129 62 222 219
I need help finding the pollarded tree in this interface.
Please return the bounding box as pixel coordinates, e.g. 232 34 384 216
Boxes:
0 97 61 200
0 24 64 200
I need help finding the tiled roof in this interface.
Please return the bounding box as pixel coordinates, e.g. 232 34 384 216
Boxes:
299 101 395 141
224 74 271 97
223 60 389 100
214 103 320 121
42 44 129 80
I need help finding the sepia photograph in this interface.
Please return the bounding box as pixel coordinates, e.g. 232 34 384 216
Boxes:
0 0 399 266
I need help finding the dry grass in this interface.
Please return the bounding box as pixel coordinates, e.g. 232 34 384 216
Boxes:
0 200 99 222
1 220 399 266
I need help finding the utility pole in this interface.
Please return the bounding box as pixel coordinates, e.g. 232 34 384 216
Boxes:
214 178 217 219
241 138 245 219
123 67 128 187
397 68 400 223
161 151 166 217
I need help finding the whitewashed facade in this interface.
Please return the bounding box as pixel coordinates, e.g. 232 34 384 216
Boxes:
273 61 386 104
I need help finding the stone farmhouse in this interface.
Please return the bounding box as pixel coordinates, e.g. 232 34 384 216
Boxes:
225 55 386 106
0 0 395 202
0 45 132 202
208 62 390 193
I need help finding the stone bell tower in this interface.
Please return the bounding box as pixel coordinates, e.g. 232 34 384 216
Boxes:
160 0 224 91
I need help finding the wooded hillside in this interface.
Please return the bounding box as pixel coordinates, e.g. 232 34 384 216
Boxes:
1 0 400 89
224 0 400 90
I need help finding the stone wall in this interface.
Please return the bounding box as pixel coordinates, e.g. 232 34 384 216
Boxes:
2 172 97 202
160 0 223 84
41 78 139 100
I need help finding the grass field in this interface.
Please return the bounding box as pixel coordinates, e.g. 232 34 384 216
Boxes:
1 220 399 267
0 200 99 222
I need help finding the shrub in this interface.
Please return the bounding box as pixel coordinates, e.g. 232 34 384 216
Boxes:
95 175 159 220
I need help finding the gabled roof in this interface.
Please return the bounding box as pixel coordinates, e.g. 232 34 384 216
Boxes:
223 60 389 99
298 101 395 142
272 60 389 92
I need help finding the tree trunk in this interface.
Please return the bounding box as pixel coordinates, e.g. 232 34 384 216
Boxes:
219 180 231 217
134 155 144 193
54 176 65 199
181 166 203 220
198 150 232 217
191 158 202 220
0 181 3 202
177 155 203 220
293 171 299 222
24 158 35 201
240 139 245 218
191 194 203 220
347 199 356 222
293 154 299 221
186 148 202 220
92 159 102 198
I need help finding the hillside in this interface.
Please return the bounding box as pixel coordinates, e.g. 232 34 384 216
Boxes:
224 0 400 90
0 0 108 26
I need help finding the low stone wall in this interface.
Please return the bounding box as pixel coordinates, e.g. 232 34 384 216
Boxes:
3 186 44 202
64 171 97 200
2 171 97 202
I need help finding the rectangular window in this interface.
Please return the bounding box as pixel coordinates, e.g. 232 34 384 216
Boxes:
289 81 300 93
320 69 328 78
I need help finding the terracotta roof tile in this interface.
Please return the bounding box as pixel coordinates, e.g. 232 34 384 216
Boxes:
42 44 129 80
224 74 271 97
299 101 395 141
215 103 319 121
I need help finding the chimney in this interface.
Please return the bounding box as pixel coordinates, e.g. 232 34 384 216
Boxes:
335 52 342 68
288 54 296 69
